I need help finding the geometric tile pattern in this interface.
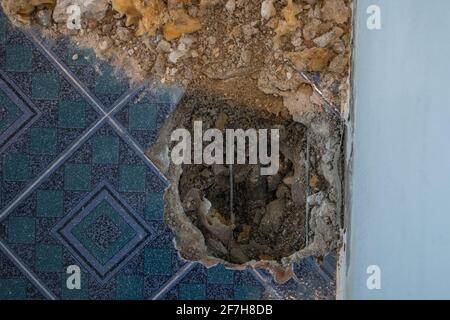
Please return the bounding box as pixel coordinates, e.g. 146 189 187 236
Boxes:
52 181 155 284
0 8 335 300
114 83 183 150
0 76 39 153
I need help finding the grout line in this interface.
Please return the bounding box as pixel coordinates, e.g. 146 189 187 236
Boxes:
0 70 42 154
26 28 169 185
106 116 169 186
0 239 57 300
0 81 166 222
0 22 171 300
150 262 197 300
0 114 108 223
106 81 147 117
25 29 106 116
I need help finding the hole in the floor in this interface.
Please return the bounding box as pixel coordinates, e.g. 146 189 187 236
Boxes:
164 91 328 265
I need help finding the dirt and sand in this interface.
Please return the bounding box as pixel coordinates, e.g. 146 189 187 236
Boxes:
1 0 351 116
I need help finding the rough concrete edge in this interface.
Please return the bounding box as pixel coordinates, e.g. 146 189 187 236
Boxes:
336 0 356 301
149 95 344 285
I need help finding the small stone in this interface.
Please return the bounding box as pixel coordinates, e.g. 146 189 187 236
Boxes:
215 112 228 131
102 24 113 34
35 9 52 27
179 35 195 48
168 50 185 64
191 50 199 58
322 0 349 24
178 42 187 52
225 0 236 13
313 27 344 48
287 47 333 72
303 18 321 40
99 39 112 51
261 0 276 20
152 53 166 75
237 225 251 243
87 21 98 30
310 174 320 189
259 199 285 234
240 50 252 65
207 36 217 46
329 53 347 74
283 84 316 122
230 246 249 264
291 29 303 48
157 40 172 53
286 71 293 80
283 175 294 186
307 192 324 206
200 169 212 178
116 26 131 42
332 40 345 53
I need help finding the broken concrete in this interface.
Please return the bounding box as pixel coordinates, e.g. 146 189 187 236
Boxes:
148 88 343 283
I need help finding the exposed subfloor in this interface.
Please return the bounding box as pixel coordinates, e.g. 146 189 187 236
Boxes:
150 87 343 283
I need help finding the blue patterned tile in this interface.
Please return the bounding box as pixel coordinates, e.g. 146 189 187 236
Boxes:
0 6 336 300
0 68 99 214
52 181 154 283
36 190 63 218
163 264 266 301
50 38 131 108
8 216 35 244
179 283 206 300
114 84 183 150
207 264 234 285
5 44 32 72
207 284 234 300
234 285 263 300
144 248 172 276
35 244 62 272
0 278 28 299
116 275 143 300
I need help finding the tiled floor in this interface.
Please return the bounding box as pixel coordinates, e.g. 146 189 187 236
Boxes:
0 9 335 300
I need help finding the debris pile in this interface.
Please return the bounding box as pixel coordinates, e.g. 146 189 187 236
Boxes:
1 0 352 115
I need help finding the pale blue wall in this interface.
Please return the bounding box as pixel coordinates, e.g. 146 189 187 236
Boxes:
347 0 450 299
